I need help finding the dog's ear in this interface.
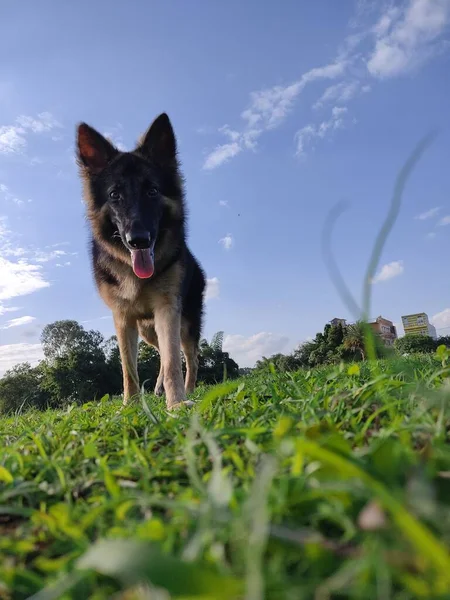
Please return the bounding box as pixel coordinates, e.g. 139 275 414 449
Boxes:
137 113 177 165
77 123 118 174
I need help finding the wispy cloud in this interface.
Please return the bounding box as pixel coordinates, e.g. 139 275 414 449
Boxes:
0 305 21 316
0 182 30 207
219 234 234 250
1 315 36 329
415 206 441 220
219 200 229 207
371 260 404 283
202 60 346 169
426 231 437 239
0 112 61 155
104 123 127 151
34 249 70 263
16 112 61 133
295 106 348 157
204 142 243 170
202 0 450 169
205 277 220 301
438 215 450 226
367 0 450 78
313 81 364 109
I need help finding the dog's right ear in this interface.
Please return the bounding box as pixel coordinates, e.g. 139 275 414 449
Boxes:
76 123 117 174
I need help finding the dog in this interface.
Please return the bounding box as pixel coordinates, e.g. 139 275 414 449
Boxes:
76 113 205 409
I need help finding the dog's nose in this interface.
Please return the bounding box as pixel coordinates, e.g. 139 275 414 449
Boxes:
126 228 151 249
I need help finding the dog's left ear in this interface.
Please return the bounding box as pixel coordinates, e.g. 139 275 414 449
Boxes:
138 113 177 165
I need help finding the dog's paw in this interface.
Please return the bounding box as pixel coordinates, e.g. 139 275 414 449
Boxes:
168 400 195 411
154 385 165 397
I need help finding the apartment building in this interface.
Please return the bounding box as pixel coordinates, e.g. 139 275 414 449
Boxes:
368 316 398 346
401 313 437 339
330 318 347 327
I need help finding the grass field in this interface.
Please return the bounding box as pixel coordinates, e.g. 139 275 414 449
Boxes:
0 355 449 599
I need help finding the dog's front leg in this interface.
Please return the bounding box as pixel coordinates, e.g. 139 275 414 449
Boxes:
114 313 139 405
154 300 186 409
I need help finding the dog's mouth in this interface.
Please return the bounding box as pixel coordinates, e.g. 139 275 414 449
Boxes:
130 246 155 279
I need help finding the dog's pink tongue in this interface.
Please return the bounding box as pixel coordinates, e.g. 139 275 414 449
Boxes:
131 249 154 279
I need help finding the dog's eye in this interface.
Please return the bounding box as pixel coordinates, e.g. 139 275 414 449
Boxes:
109 190 120 200
147 187 158 197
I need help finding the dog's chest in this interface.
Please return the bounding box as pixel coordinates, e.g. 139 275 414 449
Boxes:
117 274 159 314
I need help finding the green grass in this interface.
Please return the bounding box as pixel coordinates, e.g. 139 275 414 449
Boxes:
0 355 449 599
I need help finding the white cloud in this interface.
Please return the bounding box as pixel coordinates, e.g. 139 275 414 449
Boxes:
438 215 450 226
0 343 44 377
0 126 26 154
203 59 346 169
415 206 441 220
295 125 316 157
0 257 50 302
223 332 290 367
0 305 21 316
431 307 450 331
219 200 229 207
367 0 450 78
219 234 234 250
0 217 77 314
47 242 70 248
0 182 26 207
203 0 450 170
1 316 36 329
202 0 450 168
16 112 61 133
313 81 361 108
205 277 220 301
34 249 68 263
426 231 437 239
372 6 402 38
0 112 61 155
104 123 127 152
203 142 242 170
295 106 348 157
371 260 404 283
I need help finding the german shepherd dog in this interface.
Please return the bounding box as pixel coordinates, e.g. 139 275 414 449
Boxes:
76 113 205 409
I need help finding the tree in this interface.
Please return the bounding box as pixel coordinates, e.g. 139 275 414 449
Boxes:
40 321 115 405
293 341 318 367
41 342 111 405
0 363 50 414
210 331 224 352
343 322 367 361
197 332 239 383
395 334 436 355
137 341 160 391
255 353 300 372
41 320 104 362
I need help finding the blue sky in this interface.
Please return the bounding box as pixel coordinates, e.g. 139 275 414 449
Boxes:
1 0 450 372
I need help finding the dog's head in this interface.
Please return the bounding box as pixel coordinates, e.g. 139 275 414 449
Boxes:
76 113 183 279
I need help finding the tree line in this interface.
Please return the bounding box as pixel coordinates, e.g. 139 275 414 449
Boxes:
0 321 239 415
255 321 450 372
